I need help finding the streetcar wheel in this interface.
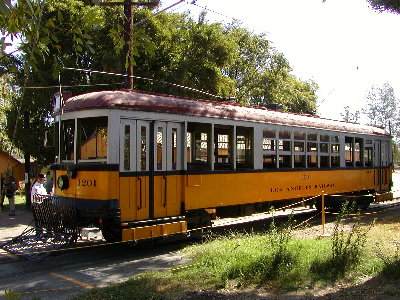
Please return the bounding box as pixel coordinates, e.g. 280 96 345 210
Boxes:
101 220 122 242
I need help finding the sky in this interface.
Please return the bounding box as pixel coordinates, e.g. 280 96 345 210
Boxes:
163 0 400 122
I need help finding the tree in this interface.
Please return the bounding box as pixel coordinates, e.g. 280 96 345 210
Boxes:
367 0 400 14
341 106 360 123
0 1 319 167
363 83 399 137
362 83 400 160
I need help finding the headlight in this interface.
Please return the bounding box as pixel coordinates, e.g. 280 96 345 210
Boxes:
57 175 69 190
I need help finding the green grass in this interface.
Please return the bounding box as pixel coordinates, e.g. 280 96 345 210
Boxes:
76 218 388 300
1 193 27 212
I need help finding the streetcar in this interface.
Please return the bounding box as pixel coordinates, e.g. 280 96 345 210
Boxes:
49 89 393 242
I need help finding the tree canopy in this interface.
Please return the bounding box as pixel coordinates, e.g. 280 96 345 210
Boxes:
0 0 318 164
367 0 400 14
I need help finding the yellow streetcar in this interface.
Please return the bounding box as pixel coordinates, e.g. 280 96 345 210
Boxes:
50 90 393 242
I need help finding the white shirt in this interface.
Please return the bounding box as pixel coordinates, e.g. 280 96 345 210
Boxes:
31 181 47 202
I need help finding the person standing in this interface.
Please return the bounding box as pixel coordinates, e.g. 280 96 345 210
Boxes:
31 173 47 202
4 176 17 216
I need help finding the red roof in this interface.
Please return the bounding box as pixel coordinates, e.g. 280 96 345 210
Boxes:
62 90 389 136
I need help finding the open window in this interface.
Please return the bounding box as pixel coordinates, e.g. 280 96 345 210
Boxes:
345 136 354 167
60 119 75 162
187 123 211 170
78 117 108 161
214 125 233 170
236 127 253 169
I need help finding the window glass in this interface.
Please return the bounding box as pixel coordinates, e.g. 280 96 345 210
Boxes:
263 154 276 169
331 136 340 143
279 131 291 139
294 132 305 140
61 119 75 161
307 155 318 168
279 140 291 151
171 128 177 170
157 127 163 170
365 147 373 167
320 143 329 153
214 126 233 169
307 133 317 141
320 156 329 168
294 155 305 168
263 139 275 151
236 127 253 169
294 141 304 152
187 123 210 170
263 130 275 138
124 125 130 170
279 155 291 168
331 144 340 153
307 142 317 152
78 117 107 160
345 137 353 167
355 138 362 166
331 156 340 167
140 126 147 170
320 135 329 142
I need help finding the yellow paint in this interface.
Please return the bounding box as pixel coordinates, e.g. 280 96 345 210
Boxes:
54 170 118 200
49 272 93 289
185 168 390 210
153 175 182 218
120 176 149 222
122 221 187 241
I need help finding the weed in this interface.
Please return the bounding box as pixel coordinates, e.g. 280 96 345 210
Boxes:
378 243 400 279
311 202 374 280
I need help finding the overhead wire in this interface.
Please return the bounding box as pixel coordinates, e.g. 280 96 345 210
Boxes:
63 67 224 100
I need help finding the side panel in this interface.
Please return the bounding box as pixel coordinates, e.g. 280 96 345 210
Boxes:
55 170 119 200
184 169 378 210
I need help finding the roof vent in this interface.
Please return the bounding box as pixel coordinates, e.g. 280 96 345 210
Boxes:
265 103 283 111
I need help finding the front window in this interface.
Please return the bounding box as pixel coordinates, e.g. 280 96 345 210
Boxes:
61 119 75 161
78 117 108 161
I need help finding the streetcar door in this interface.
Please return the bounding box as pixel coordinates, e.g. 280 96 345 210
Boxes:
152 122 182 218
119 120 149 222
374 140 383 192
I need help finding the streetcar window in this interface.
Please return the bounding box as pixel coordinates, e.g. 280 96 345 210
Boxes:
331 144 340 153
279 155 291 168
124 125 130 170
345 136 353 167
140 126 147 171
366 140 372 144
294 132 305 140
263 154 276 168
279 140 291 151
187 123 210 170
331 156 340 167
279 131 291 139
365 147 373 167
157 127 163 170
172 128 177 170
320 156 329 168
307 142 317 152
61 119 75 161
263 130 276 151
320 143 329 153
320 135 329 142
215 126 233 170
331 136 340 143
294 155 305 168
294 141 304 152
355 138 362 167
78 117 107 161
236 127 253 169
307 133 317 141
307 155 318 168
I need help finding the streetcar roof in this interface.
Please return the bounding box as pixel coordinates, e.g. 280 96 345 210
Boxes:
62 90 389 136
